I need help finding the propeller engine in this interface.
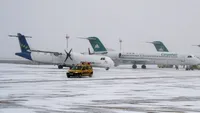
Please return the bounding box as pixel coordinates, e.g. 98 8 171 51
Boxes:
64 49 73 63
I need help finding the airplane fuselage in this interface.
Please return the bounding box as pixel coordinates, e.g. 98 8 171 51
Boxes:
120 52 199 65
101 52 200 66
17 51 114 68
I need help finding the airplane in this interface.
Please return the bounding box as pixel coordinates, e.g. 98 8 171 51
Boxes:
148 41 200 69
80 37 200 70
9 33 114 70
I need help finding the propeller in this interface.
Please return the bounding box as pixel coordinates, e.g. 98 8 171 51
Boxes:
64 49 73 63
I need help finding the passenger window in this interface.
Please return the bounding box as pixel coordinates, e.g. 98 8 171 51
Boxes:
101 57 105 60
187 55 192 58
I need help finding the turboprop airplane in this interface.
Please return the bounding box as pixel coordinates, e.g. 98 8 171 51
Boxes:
9 33 114 70
81 37 200 70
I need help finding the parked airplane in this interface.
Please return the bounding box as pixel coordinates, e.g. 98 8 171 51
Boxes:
9 33 114 70
81 37 200 70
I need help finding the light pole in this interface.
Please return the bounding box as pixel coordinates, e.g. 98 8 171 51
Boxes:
119 39 122 52
66 34 70 51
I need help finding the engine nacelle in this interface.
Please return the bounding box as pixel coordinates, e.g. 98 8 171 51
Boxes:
119 53 122 58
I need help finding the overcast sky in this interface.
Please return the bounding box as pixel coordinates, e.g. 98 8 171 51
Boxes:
1 0 200 59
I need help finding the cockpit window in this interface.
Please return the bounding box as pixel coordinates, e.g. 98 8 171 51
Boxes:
187 55 192 58
100 57 105 60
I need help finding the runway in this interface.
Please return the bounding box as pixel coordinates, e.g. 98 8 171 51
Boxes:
0 64 200 113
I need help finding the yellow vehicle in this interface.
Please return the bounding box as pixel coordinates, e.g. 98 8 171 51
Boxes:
66 62 93 78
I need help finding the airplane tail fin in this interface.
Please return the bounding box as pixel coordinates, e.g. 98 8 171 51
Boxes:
87 37 107 52
9 33 32 60
9 33 31 53
147 41 169 52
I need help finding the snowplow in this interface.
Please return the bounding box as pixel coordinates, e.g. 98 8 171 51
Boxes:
66 62 93 78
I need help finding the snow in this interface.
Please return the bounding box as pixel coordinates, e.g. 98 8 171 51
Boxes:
0 63 200 113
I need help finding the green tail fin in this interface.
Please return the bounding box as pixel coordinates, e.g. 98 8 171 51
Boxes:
87 37 107 52
152 41 169 52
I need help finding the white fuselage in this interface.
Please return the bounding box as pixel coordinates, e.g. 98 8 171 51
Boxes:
30 51 114 68
100 52 200 66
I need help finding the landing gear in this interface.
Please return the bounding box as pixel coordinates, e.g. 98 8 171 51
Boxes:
106 67 110 70
58 65 63 69
141 65 146 69
132 64 137 69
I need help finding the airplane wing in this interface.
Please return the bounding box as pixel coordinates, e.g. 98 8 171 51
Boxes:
29 50 63 55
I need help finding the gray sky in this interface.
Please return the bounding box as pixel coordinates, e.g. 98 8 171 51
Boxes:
1 0 200 59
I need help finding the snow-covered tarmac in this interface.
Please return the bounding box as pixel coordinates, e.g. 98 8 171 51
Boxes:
0 64 200 113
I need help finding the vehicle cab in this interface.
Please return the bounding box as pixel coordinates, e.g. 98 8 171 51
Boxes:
66 62 93 78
